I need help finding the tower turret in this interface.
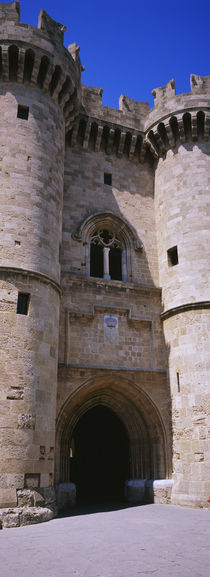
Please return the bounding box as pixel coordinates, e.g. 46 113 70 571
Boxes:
145 76 210 506
0 2 81 525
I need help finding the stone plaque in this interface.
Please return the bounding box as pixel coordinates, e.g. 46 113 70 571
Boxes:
104 315 118 344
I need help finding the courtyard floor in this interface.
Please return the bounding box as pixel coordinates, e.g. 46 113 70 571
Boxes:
0 503 210 577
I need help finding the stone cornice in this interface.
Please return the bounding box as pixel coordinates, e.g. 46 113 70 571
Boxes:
58 363 166 373
161 301 210 321
0 266 62 295
61 271 162 295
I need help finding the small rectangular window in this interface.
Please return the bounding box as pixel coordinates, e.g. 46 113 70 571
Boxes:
17 105 29 120
177 372 180 392
104 172 112 185
17 293 30 315
167 246 178 267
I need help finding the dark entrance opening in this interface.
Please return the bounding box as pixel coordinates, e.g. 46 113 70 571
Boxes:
70 405 129 504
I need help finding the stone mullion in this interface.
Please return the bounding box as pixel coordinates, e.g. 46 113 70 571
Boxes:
103 246 110 280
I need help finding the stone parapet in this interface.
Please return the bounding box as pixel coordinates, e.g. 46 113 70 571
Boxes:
147 76 210 126
144 77 210 159
80 85 148 131
0 2 81 131
68 76 210 162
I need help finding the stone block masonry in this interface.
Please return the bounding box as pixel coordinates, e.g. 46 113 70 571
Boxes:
0 2 209 526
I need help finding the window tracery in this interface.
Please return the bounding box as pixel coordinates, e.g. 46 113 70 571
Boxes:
90 228 125 281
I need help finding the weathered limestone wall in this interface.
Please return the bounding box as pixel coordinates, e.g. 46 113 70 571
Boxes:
154 142 210 507
0 84 64 283
0 80 64 514
59 276 166 371
0 2 81 525
60 143 165 373
155 144 210 309
62 146 158 285
163 310 210 507
0 272 59 506
56 142 170 498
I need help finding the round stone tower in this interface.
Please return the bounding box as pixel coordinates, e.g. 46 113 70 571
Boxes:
145 76 210 507
0 2 81 526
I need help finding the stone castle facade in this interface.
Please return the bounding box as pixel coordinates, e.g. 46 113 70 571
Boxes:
0 2 209 527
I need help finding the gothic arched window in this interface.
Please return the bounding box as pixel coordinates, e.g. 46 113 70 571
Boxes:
72 211 143 283
90 228 126 281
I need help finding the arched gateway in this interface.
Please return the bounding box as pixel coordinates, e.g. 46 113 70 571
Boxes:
55 376 170 506
70 405 129 502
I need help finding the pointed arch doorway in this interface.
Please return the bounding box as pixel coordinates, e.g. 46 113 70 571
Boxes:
56 375 170 508
70 405 129 503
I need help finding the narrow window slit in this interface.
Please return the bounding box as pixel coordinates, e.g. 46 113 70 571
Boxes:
177 372 180 393
167 246 178 267
104 173 112 185
17 105 29 120
16 293 30 315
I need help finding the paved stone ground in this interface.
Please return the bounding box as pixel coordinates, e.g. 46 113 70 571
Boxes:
0 504 210 577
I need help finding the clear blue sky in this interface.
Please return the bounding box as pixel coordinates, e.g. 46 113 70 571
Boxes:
2 0 210 108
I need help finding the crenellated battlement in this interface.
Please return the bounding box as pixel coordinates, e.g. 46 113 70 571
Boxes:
146 75 210 123
144 75 210 159
0 1 20 22
1 3 210 151
67 87 146 162
0 2 81 130
67 75 210 162
67 85 150 162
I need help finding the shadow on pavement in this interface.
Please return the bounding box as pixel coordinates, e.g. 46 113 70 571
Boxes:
57 500 142 518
